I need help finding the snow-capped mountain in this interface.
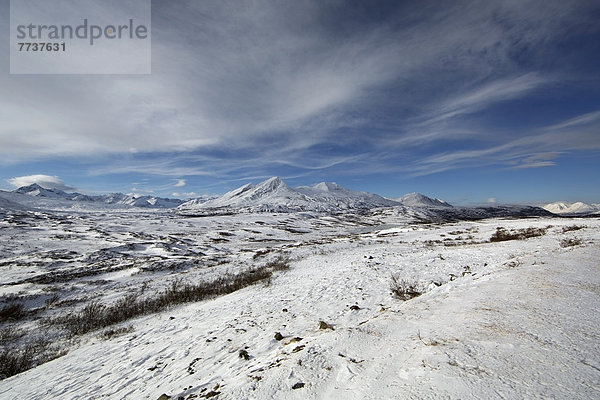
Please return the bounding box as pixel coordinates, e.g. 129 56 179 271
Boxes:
14 183 74 199
177 177 555 220
178 177 400 214
543 201 600 215
296 181 399 209
2 184 183 209
398 192 453 208
99 193 183 208
180 177 309 213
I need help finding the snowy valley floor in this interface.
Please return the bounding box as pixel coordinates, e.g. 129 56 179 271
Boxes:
0 215 599 399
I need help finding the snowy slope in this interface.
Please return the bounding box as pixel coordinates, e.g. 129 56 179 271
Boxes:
0 196 31 213
398 192 453 208
178 177 400 214
543 201 600 215
1 216 598 399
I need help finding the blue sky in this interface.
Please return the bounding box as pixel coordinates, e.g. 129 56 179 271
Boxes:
1 0 600 205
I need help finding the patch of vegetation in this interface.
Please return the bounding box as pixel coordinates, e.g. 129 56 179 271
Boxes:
0 325 25 346
263 255 291 271
44 294 61 308
253 249 271 260
561 225 586 233
560 238 582 248
390 275 421 301
490 226 548 242
99 325 134 340
0 338 67 380
53 257 291 337
0 303 26 323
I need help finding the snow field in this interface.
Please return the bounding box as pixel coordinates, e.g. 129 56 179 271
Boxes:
1 216 598 399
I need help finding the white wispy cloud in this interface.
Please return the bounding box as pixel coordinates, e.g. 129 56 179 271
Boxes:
131 187 154 194
431 73 546 124
172 192 198 198
0 0 598 184
401 111 600 177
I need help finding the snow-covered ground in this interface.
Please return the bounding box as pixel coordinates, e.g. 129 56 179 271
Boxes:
0 207 598 399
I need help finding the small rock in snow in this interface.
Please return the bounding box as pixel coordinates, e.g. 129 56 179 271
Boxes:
292 382 305 390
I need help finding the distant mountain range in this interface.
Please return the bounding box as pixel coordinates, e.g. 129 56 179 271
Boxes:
176 177 553 222
2 179 587 220
2 183 184 209
543 201 600 215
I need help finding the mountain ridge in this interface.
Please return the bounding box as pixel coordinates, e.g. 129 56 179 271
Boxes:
543 201 600 215
178 177 400 214
177 177 555 221
1 180 564 219
3 184 184 209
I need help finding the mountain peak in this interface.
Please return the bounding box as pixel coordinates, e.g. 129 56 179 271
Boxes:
398 192 452 208
14 183 44 193
14 183 68 198
256 176 285 190
311 182 343 192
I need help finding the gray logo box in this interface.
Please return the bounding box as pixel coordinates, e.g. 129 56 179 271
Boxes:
10 0 151 74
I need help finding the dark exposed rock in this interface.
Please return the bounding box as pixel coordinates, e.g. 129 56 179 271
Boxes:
292 345 305 353
319 320 334 330
238 349 250 360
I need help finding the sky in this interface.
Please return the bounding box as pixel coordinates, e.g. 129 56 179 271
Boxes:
1 0 600 205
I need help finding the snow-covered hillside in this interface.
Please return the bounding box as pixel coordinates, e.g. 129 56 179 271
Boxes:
0 196 30 213
178 177 399 214
543 201 600 215
397 192 453 208
0 208 598 399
